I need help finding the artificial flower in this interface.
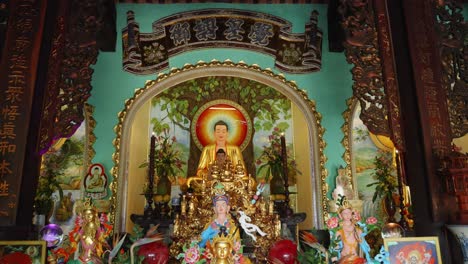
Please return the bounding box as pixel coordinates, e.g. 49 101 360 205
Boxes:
256 127 300 184
366 150 398 203
327 217 339 229
366 216 378 225
352 210 361 222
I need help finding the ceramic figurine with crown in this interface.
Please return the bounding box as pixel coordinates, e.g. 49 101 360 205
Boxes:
199 185 241 248
327 196 381 263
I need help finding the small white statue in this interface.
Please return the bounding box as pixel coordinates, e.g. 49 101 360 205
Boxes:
237 210 266 242
332 166 354 200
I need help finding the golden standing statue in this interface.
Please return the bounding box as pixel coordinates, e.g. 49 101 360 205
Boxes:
70 200 109 264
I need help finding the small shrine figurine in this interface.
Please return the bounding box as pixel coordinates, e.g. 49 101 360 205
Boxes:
222 161 233 181
274 214 282 238
235 160 246 178
215 149 227 168
188 195 198 217
332 166 354 201
269 199 275 215
84 163 108 199
258 196 267 216
173 214 181 236
211 164 221 180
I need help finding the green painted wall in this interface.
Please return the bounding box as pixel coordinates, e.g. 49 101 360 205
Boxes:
89 3 353 196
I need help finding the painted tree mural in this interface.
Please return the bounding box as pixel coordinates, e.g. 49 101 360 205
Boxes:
151 76 292 177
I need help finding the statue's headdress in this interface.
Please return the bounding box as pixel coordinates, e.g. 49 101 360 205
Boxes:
81 198 96 213
336 195 353 214
212 231 234 248
212 182 229 205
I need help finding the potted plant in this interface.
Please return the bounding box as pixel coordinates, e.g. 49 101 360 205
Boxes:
140 128 185 204
366 150 399 222
256 127 300 198
34 151 64 224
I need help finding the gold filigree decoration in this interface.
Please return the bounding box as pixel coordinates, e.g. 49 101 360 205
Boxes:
84 103 96 168
339 0 390 137
293 87 329 223
434 0 468 138
341 97 355 194
110 60 328 230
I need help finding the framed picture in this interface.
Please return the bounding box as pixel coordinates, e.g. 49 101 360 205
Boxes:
0 240 46 264
384 236 443 264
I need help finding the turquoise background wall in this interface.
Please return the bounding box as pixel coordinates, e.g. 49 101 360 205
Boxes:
89 3 353 196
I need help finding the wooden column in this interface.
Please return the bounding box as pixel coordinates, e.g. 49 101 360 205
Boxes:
401 0 456 223
386 0 459 262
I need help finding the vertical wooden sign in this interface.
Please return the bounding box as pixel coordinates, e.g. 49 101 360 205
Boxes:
0 0 47 225
403 0 453 222
404 1 452 154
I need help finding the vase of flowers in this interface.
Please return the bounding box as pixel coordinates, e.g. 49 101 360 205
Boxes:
256 127 300 198
141 128 185 204
366 150 399 222
269 165 285 196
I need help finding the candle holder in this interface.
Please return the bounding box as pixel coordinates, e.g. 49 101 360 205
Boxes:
144 191 154 216
280 134 293 218
144 134 157 216
395 150 410 230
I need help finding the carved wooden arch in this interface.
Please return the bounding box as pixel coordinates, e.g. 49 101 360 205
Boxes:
39 0 116 154
339 0 405 151
110 61 328 232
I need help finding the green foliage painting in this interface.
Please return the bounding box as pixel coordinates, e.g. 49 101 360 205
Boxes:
150 76 292 177
351 104 398 219
35 122 86 228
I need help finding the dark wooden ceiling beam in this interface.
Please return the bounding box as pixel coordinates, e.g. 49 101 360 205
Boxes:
117 0 329 3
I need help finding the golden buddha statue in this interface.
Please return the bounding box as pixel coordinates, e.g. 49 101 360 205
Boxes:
197 120 245 177
234 160 246 179
187 120 251 192
212 232 235 264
